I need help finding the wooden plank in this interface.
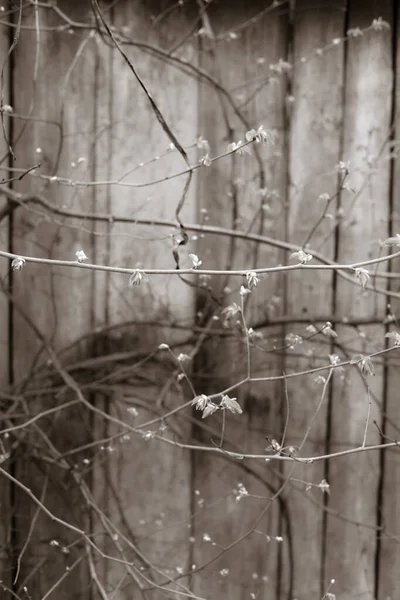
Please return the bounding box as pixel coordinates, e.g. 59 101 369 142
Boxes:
90 1 197 597
283 1 345 598
325 2 393 598
193 3 287 599
10 2 96 597
377 5 400 599
0 12 11 596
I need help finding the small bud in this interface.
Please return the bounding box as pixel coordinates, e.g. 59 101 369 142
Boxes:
191 394 209 411
246 271 259 289
385 330 400 346
220 395 243 415
319 479 330 494
318 192 330 202
177 353 191 364
322 322 337 338
335 160 350 174
199 154 212 167
355 267 370 289
290 249 313 264
75 249 88 262
11 257 26 271
371 17 390 31
189 253 202 268
129 269 149 286
347 27 363 37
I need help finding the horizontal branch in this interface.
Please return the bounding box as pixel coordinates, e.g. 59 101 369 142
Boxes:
1 247 400 300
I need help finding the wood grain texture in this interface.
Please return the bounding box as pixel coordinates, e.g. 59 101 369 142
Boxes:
90 1 196 597
193 2 288 599
283 2 346 598
325 1 393 598
10 2 96 597
0 13 11 596
377 5 400 599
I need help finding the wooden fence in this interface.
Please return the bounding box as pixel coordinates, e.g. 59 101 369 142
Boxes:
0 1 399 599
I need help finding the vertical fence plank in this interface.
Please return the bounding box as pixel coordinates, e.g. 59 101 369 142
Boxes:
10 3 97 597
283 2 345 598
325 2 393 598
378 5 400 599
193 3 288 599
0 14 11 595
285 1 344 599
90 1 197 597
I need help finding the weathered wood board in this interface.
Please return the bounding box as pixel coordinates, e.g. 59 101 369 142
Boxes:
9 3 97 598
0 11 11 596
90 1 197 598
377 4 400 600
282 1 346 598
325 2 393 599
193 2 288 599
